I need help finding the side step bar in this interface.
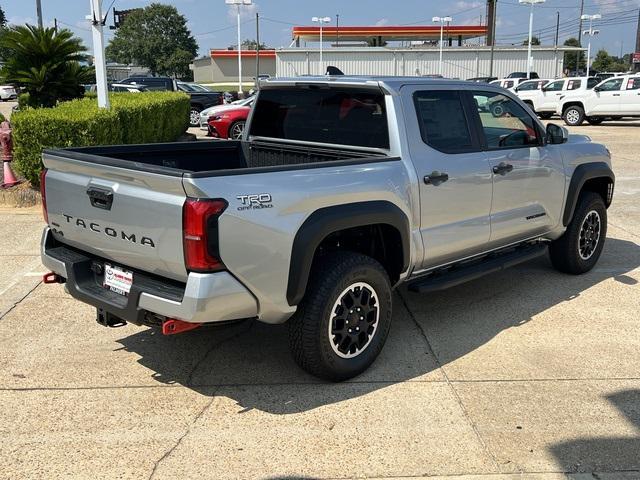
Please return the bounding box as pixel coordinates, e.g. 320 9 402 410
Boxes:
407 243 548 294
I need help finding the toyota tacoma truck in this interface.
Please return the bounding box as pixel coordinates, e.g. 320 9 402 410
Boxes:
40 76 615 381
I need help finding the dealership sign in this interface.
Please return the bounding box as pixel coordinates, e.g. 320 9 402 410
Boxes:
633 52 640 64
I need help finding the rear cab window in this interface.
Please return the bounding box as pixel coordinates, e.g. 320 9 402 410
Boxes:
249 87 389 149
626 77 640 90
544 80 565 91
567 79 582 90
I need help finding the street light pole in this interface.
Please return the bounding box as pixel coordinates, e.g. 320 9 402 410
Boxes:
519 0 545 80
581 13 601 78
312 16 331 75
226 0 252 98
88 0 110 109
432 16 452 77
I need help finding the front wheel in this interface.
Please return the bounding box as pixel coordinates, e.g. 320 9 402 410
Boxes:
288 252 392 381
189 107 201 127
549 192 607 274
228 121 245 140
563 105 585 126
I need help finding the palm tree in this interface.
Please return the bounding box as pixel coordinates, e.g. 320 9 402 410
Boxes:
0 25 94 107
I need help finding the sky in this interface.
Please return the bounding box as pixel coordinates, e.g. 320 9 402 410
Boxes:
3 0 639 58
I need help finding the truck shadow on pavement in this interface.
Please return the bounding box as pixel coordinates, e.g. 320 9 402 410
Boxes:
117 237 639 416
549 389 640 473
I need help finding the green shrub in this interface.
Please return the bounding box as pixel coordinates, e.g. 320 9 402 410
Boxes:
11 91 189 186
0 112 5 123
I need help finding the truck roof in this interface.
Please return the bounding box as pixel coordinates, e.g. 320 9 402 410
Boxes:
261 75 493 94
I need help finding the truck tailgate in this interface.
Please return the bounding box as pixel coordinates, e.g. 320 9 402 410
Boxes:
43 152 188 282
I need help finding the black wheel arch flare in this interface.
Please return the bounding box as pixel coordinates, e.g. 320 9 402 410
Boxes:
286 201 411 306
563 162 615 226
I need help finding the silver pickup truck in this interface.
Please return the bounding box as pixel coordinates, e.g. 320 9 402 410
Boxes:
40 76 615 381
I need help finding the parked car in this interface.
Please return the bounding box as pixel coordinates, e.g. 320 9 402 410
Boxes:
40 76 614 381
199 95 254 130
176 82 212 93
507 71 540 81
467 76 498 83
557 74 640 126
120 76 224 127
489 78 518 90
206 104 251 139
0 85 18 101
110 83 148 93
517 77 600 119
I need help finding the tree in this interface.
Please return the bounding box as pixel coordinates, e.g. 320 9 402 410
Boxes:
591 49 628 73
0 5 7 28
563 37 585 73
523 36 540 46
228 39 268 50
0 25 93 107
106 3 197 78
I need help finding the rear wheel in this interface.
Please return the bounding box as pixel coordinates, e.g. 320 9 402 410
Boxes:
189 107 201 127
538 112 553 120
563 105 585 126
228 121 245 140
288 252 392 381
549 192 607 274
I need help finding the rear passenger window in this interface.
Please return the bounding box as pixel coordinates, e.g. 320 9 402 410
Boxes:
626 78 640 90
567 80 582 90
587 78 599 89
413 90 474 153
545 80 564 91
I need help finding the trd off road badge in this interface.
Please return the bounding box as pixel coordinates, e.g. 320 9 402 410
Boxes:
236 193 273 211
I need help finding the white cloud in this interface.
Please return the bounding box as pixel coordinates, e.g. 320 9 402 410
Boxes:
226 2 259 23
375 18 389 27
454 1 484 10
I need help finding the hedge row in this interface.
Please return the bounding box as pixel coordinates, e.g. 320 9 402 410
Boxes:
11 91 190 186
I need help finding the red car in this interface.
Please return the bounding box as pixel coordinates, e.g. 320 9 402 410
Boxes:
207 105 250 139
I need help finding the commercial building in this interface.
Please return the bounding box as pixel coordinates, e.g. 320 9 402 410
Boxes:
192 50 276 89
276 46 582 80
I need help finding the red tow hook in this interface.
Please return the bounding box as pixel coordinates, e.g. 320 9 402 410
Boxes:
42 272 65 284
162 318 201 335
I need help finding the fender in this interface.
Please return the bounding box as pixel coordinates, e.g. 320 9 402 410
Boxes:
563 162 615 226
286 201 410 306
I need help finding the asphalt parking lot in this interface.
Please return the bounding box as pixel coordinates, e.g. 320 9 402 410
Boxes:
1 119 639 480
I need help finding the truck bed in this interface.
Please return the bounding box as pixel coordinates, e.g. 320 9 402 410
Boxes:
48 140 389 178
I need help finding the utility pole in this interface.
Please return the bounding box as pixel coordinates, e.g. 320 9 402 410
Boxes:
336 14 340 46
36 0 43 28
488 0 498 77
54 18 58 33
554 11 560 78
635 8 640 72
88 0 110 109
577 0 585 75
255 12 260 90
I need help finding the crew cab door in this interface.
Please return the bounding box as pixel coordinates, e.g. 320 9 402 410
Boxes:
401 86 493 269
538 79 565 111
467 90 566 246
619 77 640 114
590 77 624 114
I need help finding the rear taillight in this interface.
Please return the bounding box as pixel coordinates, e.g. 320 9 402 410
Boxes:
40 168 48 224
182 198 227 272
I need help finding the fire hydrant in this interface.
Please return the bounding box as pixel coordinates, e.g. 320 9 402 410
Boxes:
0 120 20 188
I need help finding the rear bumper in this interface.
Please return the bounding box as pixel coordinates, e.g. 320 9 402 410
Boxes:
40 228 258 325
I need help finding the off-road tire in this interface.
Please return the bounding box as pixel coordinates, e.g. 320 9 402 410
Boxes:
288 252 392 381
549 192 607 274
563 105 585 126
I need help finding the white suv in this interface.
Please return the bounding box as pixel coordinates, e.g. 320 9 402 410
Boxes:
0 85 18 101
557 74 640 126
517 77 599 119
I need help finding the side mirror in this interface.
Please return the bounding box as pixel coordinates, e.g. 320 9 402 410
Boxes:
593 85 601 92
546 123 569 145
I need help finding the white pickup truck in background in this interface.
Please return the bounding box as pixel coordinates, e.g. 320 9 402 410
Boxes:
517 77 600 119
558 74 640 126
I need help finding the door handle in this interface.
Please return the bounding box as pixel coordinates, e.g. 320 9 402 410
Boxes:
424 171 449 186
492 162 514 175
86 187 114 210
613 93 620 96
